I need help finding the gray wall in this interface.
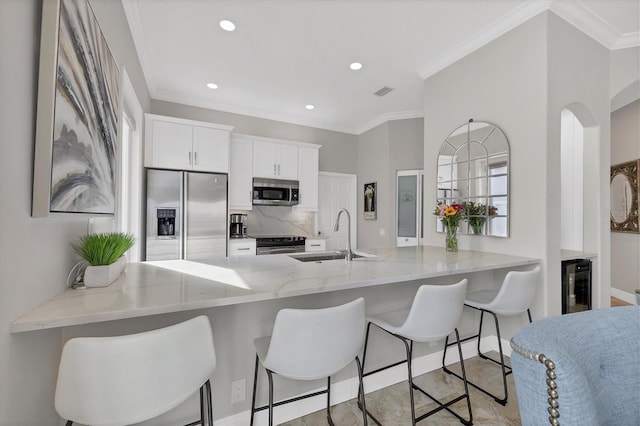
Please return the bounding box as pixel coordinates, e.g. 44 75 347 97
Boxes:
151 100 359 174
357 118 424 249
611 99 640 297
424 11 611 322
0 0 148 424
546 11 611 312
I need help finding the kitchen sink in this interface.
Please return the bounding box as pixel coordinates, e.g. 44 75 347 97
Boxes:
288 251 373 262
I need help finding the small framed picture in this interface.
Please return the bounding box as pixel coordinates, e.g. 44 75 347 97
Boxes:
364 182 377 220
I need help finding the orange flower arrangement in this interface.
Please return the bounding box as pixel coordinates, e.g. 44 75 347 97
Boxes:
434 202 465 228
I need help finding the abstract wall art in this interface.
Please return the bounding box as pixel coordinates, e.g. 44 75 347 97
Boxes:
33 0 120 216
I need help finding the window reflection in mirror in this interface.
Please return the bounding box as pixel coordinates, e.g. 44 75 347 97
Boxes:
436 120 510 237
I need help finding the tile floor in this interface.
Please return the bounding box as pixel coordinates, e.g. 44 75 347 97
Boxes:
283 299 632 425
282 353 521 426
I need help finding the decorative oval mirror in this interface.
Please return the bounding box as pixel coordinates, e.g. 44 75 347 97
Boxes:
436 119 510 237
610 160 639 233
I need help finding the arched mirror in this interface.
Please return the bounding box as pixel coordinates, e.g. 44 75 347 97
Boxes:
610 160 639 233
436 119 510 237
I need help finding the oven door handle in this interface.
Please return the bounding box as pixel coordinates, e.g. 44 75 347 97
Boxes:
257 246 305 255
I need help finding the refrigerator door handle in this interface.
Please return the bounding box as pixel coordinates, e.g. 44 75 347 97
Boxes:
180 172 186 260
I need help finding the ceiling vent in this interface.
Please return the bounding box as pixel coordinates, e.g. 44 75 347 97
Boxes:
373 86 394 97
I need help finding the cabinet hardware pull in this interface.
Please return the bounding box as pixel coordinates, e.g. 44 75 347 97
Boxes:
311 244 320 247
189 151 192 165
277 164 281 175
194 151 198 165
238 248 250 251
273 164 276 174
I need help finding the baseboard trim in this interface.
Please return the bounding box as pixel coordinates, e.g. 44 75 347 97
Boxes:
214 336 505 426
611 288 637 305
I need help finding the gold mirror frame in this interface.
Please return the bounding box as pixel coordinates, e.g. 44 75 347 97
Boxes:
610 159 639 233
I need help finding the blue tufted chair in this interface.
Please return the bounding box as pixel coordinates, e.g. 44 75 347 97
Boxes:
510 306 640 426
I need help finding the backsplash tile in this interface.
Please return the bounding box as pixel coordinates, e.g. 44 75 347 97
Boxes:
231 206 315 237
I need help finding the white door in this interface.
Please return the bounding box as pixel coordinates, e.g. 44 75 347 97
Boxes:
317 172 357 251
396 170 424 247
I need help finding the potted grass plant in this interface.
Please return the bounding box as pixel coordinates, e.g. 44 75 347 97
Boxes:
72 232 134 287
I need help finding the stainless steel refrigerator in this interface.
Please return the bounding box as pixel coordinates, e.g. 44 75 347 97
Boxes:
145 169 227 261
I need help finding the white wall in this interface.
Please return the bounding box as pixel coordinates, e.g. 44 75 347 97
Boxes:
611 99 640 298
560 109 584 251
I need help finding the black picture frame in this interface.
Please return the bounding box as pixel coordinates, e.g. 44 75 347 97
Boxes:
364 182 377 220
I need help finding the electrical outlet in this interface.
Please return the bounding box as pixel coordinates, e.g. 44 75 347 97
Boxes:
231 379 246 403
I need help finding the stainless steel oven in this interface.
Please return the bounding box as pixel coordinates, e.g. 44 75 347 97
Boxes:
252 235 306 255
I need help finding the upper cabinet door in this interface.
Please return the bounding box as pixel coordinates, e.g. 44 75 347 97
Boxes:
276 144 299 180
252 140 298 179
147 119 193 170
229 137 253 210
252 140 279 178
295 147 319 211
145 114 232 173
193 126 229 173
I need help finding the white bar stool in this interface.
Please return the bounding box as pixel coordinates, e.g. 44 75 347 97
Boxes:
249 298 368 426
54 315 216 426
443 265 541 405
360 279 472 425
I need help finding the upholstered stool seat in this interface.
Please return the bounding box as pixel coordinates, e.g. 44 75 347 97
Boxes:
250 298 368 426
361 279 472 425
54 315 216 426
444 266 541 405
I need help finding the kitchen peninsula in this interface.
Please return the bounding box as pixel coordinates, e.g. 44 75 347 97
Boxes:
12 246 539 333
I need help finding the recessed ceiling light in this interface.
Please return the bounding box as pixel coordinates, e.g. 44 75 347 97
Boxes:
350 62 363 70
305 104 315 110
219 20 236 31
206 83 218 89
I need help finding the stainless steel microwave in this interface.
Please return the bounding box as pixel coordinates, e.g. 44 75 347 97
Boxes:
252 178 299 206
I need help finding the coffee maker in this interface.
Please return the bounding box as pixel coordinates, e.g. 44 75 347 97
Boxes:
230 214 247 238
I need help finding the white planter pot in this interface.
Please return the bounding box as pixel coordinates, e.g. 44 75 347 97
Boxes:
83 257 126 288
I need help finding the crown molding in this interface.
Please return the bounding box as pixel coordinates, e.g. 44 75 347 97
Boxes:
121 0 157 95
550 0 631 49
356 110 424 135
418 0 639 81
417 0 553 80
613 32 640 50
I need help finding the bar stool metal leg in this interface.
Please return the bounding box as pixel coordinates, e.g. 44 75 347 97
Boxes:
362 323 473 425
443 306 533 405
250 355 260 426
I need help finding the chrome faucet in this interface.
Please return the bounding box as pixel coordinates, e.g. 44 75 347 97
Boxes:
333 208 353 261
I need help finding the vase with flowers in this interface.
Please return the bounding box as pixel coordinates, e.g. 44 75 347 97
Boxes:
463 202 498 235
434 202 464 251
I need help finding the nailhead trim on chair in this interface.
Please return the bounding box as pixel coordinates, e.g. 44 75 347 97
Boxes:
510 338 560 426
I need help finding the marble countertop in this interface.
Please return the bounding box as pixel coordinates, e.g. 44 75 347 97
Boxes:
11 246 539 333
560 249 598 261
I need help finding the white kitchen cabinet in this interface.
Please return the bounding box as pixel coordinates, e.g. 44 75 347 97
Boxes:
295 146 319 211
145 114 232 173
252 140 298 180
229 239 256 256
229 136 253 210
305 238 326 252
192 126 229 172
